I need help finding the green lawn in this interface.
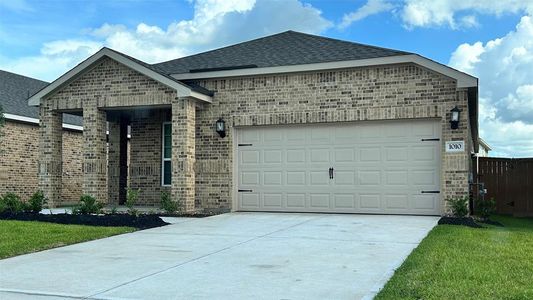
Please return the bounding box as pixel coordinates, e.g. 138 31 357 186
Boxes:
0 220 134 259
376 215 533 300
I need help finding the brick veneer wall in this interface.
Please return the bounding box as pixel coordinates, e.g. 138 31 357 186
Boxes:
41 57 473 214
128 109 171 206
192 64 472 213
0 120 82 205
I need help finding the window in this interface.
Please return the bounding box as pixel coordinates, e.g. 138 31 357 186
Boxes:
162 122 172 186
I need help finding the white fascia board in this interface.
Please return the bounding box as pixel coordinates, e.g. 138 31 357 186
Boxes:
28 48 212 106
4 113 83 131
171 54 478 88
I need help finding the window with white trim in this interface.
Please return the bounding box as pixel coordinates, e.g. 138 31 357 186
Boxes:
162 122 172 186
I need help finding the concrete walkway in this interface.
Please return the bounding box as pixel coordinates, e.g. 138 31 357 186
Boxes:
0 213 438 299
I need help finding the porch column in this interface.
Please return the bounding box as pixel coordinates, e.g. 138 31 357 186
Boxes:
82 102 108 203
108 118 130 205
38 105 62 207
171 98 196 212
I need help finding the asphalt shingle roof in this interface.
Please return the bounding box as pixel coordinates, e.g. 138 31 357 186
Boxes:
154 30 411 75
0 70 82 126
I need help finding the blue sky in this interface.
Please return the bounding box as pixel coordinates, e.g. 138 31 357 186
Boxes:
1 0 533 157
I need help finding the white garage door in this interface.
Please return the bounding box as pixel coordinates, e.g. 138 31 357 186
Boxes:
235 120 442 215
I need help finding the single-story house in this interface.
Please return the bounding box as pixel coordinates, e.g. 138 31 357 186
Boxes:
28 31 479 215
0 70 83 203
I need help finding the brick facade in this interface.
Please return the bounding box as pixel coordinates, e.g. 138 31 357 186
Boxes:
192 64 472 213
40 57 473 215
0 120 82 205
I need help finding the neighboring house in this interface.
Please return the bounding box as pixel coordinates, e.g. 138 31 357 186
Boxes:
0 70 83 204
478 138 492 157
28 31 479 215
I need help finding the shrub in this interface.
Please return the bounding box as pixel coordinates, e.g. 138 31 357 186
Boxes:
448 196 469 217
0 193 26 213
125 188 140 216
477 197 496 220
160 191 179 214
73 194 104 215
27 190 47 213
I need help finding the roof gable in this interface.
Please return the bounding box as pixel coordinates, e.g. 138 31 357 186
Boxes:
28 48 212 106
0 70 82 125
154 31 411 75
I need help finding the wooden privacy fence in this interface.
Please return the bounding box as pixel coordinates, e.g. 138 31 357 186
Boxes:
475 157 533 217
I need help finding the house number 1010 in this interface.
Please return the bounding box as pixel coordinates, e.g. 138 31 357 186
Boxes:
445 141 465 153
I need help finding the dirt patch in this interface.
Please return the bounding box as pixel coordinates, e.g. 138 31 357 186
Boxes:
438 216 484 228
0 213 169 229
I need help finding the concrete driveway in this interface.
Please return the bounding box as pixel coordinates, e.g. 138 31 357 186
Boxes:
0 213 438 299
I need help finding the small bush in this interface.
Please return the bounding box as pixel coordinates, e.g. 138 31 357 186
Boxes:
448 196 469 217
73 194 104 215
28 190 47 213
160 191 179 214
125 188 140 216
477 197 496 220
0 193 26 213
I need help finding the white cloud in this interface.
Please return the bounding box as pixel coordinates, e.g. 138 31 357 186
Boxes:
401 0 533 29
338 0 394 29
0 0 331 81
449 16 533 157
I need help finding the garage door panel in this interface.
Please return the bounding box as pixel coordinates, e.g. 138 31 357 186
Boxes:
310 171 329 185
263 171 282 186
412 170 437 186
334 194 356 209
310 194 330 208
287 149 306 163
240 150 260 164
287 194 306 208
264 150 282 164
286 171 306 185
240 171 260 185
359 170 381 186
240 193 260 208
263 193 283 208
310 148 330 162
412 194 437 210
385 147 409 162
385 194 409 209
359 194 381 209
360 147 381 162
334 148 355 162
237 120 441 215
334 171 355 185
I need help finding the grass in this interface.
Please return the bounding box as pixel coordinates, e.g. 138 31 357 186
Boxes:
376 215 533 300
0 220 134 259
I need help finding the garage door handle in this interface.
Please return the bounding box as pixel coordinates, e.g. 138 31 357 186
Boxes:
238 189 253 192
421 191 440 194
329 167 334 179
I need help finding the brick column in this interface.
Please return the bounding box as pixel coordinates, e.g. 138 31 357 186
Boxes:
82 103 108 203
39 105 63 207
171 98 196 212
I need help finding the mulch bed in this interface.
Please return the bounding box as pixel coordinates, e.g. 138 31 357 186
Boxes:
438 216 484 228
478 219 505 227
0 212 169 229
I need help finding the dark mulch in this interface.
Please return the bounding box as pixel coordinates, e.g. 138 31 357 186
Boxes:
438 216 484 228
158 211 225 218
478 219 505 227
0 212 168 229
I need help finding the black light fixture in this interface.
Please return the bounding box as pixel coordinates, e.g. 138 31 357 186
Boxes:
450 106 461 129
215 118 226 138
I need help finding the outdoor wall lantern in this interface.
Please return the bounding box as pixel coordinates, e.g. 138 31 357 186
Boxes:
215 118 226 138
450 106 461 130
